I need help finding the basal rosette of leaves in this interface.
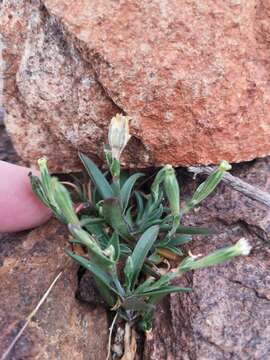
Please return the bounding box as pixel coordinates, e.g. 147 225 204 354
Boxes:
30 114 251 333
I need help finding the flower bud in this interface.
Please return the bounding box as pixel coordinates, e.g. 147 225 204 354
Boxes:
219 160 232 172
179 238 252 273
38 157 50 193
151 167 166 202
108 114 131 160
163 165 180 217
184 160 231 213
52 178 80 225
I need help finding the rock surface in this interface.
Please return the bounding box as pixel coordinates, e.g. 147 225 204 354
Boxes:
0 124 109 359
2 0 270 171
0 218 108 360
144 157 270 359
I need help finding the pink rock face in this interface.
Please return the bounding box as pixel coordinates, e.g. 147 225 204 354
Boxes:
2 0 270 170
42 0 270 166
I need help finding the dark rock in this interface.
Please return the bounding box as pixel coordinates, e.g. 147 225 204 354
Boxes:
77 270 108 308
0 219 108 360
0 107 5 126
144 157 270 359
0 124 20 163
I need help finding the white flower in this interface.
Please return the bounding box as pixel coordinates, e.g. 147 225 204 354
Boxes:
235 238 252 256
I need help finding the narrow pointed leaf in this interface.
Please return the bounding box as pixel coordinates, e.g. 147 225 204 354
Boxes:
135 191 144 223
169 234 192 246
69 225 114 268
160 224 215 235
125 225 159 289
120 243 132 256
102 198 133 242
159 234 192 247
124 206 134 228
108 232 120 262
79 153 114 199
66 250 120 296
136 285 192 297
93 276 116 307
122 297 155 312
120 173 144 212
29 174 50 207
80 217 105 226
84 222 110 249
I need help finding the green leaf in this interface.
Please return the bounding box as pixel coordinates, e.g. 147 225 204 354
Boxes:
122 297 155 312
68 225 115 269
135 191 144 223
134 278 155 294
29 174 50 207
159 234 192 247
66 250 120 296
140 205 164 231
159 245 183 256
108 232 120 262
79 153 114 199
93 276 116 307
83 222 110 249
169 234 192 246
124 225 159 290
124 206 134 228
146 272 175 291
136 285 192 297
120 170 130 187
146 205 164 223
141 264 160 278
120 173 144 212
80 217 105 226
160 224 214 235
120 243 132 256
102 198 133 242
147 286 191 305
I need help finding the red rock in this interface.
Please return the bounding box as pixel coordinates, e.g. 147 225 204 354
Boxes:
42 0 270 166
2 0 270 171
0 0 118 172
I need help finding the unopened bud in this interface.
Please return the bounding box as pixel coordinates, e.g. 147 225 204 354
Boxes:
179 238 252 272
108 114 131 160
52 179 80 225
184 160 231 213
38 157 48 170
219 160 232 172
163 165 180 217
